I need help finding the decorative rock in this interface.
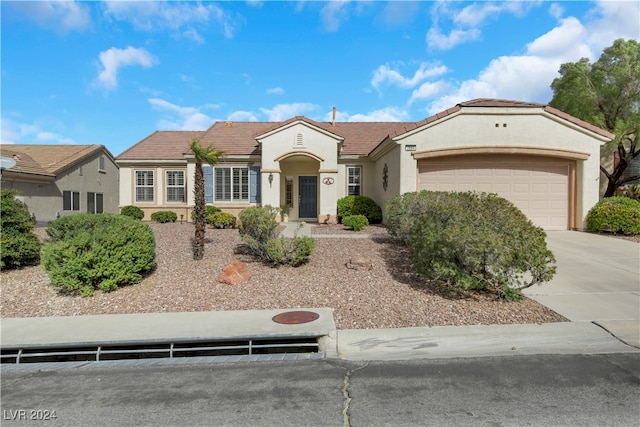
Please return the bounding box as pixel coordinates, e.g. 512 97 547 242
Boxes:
218 261 251 285
346 257 373 271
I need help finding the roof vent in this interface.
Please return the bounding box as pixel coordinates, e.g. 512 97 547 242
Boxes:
225 121 233 127
332 106 336 126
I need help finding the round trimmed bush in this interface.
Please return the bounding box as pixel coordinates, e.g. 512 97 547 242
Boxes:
1 190 41 269
208 211 236 228
42 213 156 296
586 197 640 235
121 205 144 220
337 195 382 224
151 211 177 223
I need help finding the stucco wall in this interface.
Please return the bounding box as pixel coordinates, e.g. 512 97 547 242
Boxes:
394 109 606 229
5 151 119 223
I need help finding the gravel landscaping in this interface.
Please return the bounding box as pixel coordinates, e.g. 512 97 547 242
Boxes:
0 223 568 329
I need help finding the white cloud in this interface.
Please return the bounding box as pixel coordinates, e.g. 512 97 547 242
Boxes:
8 0 91 33
409 81 450 105
1 117 76 145
339 107 410 122
371 62 449 90
102 1 241 40
320 0 350 32
427 0 537 50
426 27 481 51
427 15 594 114
267 87 285 95
148 98 214 130
96 47 158 90
585 0 640 53
260 103 319 121
227 111 259 121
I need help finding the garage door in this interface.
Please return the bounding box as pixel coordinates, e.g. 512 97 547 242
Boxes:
418 158 570 230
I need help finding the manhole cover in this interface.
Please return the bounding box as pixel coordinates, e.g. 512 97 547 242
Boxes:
272 311 320 325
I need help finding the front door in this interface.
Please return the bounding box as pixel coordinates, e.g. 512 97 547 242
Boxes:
298 176 317 219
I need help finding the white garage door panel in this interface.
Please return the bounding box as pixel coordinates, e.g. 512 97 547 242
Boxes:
418 161 569 230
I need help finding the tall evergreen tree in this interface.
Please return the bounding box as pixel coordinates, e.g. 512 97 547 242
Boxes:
190 138 222 260
549 38 640 196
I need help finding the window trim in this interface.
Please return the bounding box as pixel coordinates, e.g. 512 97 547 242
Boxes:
63 190 80 211
347 165 362 196
213 166 249 203
135 170 155 203
165 170 186 203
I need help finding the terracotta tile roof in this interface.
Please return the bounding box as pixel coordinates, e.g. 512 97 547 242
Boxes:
0 144 111 176
116 131 205 160
117 99 613 161
197 122 268 156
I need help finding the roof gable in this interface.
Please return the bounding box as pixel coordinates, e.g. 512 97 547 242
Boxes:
0 144 112 176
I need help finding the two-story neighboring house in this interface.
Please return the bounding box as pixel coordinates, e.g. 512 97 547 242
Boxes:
0 144 119 224
116 99 613 231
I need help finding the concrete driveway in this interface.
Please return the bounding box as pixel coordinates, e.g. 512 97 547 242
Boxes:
523 231 640 347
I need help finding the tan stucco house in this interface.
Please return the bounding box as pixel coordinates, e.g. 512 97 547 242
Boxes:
116 99 613 230
0 144 119 224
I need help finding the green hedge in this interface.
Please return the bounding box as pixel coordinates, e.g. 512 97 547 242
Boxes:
41 214 156 296
208 211 236 228
121 205 144 220
337 195 382 224
0 190 41 269
385 191 556 300
151 211 177 223
586 197 640 235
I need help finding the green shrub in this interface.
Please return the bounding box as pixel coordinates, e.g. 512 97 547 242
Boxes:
208 211 236 228
337 195 382 224
0 190 41 269
150 211 177 223
385 191 443 242
41 213 156 296
191 205 221 223
387 191 556 300
264 235 316 267
586 197 640 235
342 214 369 231
121 205 144 220
238 206 314 266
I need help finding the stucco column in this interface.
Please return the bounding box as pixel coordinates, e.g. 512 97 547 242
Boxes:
319 169 338 224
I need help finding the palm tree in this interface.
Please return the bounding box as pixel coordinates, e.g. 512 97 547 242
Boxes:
191 138 223 260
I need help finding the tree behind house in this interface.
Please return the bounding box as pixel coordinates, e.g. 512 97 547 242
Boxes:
549 38 640 197
191 138 223 260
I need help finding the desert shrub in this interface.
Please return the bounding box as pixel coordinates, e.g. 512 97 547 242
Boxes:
264 235 316 267
385 191 443 241
0 190 41 269
342 214 369 231
337 195 382 223
208 211 236 228
41 213 156 296
586 197 640 235
238 206 314 266
151 211 177 223
191 205 221 223
121 205 144 220
388 191 556 300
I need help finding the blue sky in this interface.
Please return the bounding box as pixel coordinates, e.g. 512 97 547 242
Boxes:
2 1 638 156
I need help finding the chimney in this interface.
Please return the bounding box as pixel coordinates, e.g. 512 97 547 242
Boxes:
332 106 336 126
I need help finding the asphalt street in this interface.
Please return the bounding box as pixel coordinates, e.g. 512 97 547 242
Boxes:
2 353 639 427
